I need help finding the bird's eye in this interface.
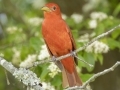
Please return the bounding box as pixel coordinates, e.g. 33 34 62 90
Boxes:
53 6 56 10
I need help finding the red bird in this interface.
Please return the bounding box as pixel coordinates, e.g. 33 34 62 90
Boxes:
41 3 82 88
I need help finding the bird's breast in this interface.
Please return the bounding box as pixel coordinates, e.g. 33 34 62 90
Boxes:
42 19 72 56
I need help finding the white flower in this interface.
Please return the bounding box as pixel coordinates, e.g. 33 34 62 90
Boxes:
42 82 55 90
89 19 97 29
28 17 43 26
90 32 96 37
48 63 61 78
78 33 90 42
78 33 96 43
76 66 81 73
71 13 83 23
6 26 22 33
90 12 108 21
20 54 37 68
38 45 50 60
6 26 17 33
88 12 107 29
85 44 93 53
62 14 67 20
12 47 21 64
85 41 109 53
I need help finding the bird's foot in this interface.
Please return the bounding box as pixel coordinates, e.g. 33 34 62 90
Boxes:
52 56 56 62
70 51 76 57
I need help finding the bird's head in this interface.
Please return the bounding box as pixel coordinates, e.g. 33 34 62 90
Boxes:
41 3 62 19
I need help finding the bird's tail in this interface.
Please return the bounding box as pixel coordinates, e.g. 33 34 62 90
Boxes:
62 61 82 88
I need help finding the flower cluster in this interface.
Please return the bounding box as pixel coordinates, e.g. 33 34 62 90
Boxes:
89 19 97 29
85 41 109 53
90 12 108 21
20 54 37 68
78 33 90 43
71 13 83 24
62 14 67 20
38 45 50 60
28 17 43 26
12 47 21 65
6 26 22 34
42 82 55 90
89 12 108 29
48 63 61 78
78 32 96 43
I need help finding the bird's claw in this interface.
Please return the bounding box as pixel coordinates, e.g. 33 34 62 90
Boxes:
52 56 56 61
70 51 76 57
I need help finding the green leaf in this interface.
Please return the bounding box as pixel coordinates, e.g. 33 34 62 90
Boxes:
95 23 105 35
29 37 42 51
113 3 120 16
111 28 120 39
83 52 95 71
97 54 103 65
51 74 62 86
107 38 120 49
81 74 94 82
66 18 76 28
84 53 95 65
40 64 49 81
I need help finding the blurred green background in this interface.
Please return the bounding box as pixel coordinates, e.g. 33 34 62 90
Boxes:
0 0 120 90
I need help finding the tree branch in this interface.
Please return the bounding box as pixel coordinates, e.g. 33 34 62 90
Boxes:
67 61 120 90
0 57 43 90
27 24 120 69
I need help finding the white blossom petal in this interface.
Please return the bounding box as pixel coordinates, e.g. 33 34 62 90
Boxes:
28 17 43 26
48 63 61 78
89 19 97 29
90 12 108 21
71 13 83 23
20 54 37 68
42 82 55 90
85 41 109 53
38 45 50 60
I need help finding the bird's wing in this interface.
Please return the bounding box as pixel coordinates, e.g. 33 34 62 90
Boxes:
44 40 64 71
65 24 78 65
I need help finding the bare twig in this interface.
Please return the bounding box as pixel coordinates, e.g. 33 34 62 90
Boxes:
0 57 43 90
67 61 120 90
27 24 120 69
74 56 93 68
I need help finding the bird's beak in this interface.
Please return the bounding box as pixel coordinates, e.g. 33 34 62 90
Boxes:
41 6 51 12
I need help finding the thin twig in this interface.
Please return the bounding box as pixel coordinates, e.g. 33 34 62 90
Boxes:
67 61 120 90
27 24 120 69
75 56 93 68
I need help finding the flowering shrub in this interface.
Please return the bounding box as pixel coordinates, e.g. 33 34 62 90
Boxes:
0 0 120 90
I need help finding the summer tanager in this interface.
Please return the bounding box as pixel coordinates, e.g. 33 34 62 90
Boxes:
41 3 82 88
